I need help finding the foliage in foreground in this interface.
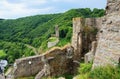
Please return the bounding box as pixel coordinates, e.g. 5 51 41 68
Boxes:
89 66 120 79
76 63 120 79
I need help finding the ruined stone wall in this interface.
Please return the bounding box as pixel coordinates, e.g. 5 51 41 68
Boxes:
93 0 120 68
13 45 74 78
93 14 120 68
72 17 101 62
13 55 44 78
55 25 59 38
72 18 83 61
85 41 97 63
45 45 74 76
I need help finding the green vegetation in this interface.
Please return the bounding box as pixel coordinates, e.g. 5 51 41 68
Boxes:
89 66 120 79
0 41 35 63
41 74 73 79
40 63 120 79
0 50 7 59
48 37 58 42
1 8 117 79
0 8 105 64
57 38 70 47
75 63 120 79
75 63 93 79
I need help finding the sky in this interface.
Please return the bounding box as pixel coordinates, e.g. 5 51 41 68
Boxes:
0 0 107 19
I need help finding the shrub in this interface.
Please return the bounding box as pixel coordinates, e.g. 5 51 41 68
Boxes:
78 63 92 74
76 63 120 79
89 66 120 79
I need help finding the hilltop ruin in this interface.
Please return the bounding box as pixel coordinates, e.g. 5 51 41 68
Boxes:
12 0 120 78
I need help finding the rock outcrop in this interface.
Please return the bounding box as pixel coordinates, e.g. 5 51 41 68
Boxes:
93 0 120 68
13 45 74 78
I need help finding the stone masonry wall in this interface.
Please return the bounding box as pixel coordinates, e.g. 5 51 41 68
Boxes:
13 45 74 78
48 39 59 48
106 0 120 14
72 17 101 62
93 14 120 68
13 55 44 78
93 0 120 68
85 41 97 63
72 18 83 61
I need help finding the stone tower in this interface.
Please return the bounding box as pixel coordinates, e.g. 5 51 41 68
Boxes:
72 18 83 62
55 25 59 38
72 17 99 62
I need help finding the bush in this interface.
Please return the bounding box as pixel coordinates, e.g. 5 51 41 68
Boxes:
89 66 120 79
76 63 120 79
0 50 7 59
78 63 92 74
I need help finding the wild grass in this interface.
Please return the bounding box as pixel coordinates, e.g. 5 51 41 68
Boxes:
75 63 120 79
89 66 120 79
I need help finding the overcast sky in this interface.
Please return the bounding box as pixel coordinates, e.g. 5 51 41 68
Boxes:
0 0 107 19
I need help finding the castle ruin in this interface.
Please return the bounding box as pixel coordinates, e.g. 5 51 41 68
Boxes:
11 0 120 78
93 0 120 68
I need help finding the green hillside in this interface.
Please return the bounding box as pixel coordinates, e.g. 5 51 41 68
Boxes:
0 8 105 63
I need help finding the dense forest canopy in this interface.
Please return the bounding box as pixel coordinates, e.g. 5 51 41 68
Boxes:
0 8 105 63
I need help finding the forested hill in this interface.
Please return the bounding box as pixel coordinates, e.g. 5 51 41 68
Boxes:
0 8 105 63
